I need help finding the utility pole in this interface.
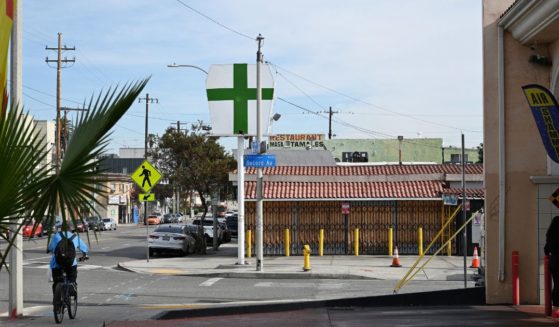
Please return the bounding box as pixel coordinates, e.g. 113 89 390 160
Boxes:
256 34 264 271
138 93 158 262
327 106 338 139
46 33 75 169
171 121 188 134
9 0 22 318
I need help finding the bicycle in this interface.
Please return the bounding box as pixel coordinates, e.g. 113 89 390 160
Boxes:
53 255 88 324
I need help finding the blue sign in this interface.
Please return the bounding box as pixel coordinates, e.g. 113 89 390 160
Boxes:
522 84 559 163
244 154 276 168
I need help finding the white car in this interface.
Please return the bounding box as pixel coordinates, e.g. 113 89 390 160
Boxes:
148 225 196 256
102 218 117 231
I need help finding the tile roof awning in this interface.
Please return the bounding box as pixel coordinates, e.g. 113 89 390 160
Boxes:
245 181 448 201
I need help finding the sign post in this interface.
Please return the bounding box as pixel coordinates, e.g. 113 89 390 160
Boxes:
205 45 276 268
131 160 162 262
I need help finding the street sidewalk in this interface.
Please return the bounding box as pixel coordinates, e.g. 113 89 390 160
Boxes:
118 241 478 282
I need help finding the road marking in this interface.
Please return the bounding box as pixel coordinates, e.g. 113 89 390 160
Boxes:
199 277 223 287
254 282 344 289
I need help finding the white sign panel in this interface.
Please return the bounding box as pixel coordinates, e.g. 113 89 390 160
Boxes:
206 63 276 136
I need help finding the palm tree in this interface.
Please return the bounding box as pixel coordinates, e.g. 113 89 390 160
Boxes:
0 79 149 269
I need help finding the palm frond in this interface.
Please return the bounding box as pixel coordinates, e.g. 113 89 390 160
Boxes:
0 79 149 269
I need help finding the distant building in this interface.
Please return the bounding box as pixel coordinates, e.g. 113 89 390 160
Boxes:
267 134 479 164
34 120 55 172
119 148 145 159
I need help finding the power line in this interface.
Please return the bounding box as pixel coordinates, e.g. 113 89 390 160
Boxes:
174 0 254 41
277 97 444 150
269 62 481 133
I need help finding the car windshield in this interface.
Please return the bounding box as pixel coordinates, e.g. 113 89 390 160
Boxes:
154 226 184 234
88 216 100 222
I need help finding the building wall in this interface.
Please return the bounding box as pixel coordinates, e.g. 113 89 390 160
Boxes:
119 148 145 159
324 138 443 163
34 120 55 172
483 0 551 304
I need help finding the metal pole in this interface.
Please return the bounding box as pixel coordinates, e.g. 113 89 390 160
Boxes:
55 32 62 171
462 133 467 288
256 34 264 271
237 136 245 265
145 93 149 262
212 190 219 251
9 0 23 318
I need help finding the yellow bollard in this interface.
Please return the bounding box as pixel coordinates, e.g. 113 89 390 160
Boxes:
354 228 359 256
388 227 393 257
319 229 324 256
246 230 252 258
285 228 290 257
303 244 311 271
418 227 423 256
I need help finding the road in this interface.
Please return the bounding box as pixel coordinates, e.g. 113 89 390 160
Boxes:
1 224 449 326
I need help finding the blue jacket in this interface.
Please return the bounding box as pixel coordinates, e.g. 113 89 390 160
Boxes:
48 231 89 269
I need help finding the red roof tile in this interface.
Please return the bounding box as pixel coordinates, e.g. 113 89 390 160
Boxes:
245 181 445 200
440 188 485 199
241 164 483 176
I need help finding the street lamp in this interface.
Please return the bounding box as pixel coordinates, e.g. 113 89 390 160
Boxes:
167 63 208 75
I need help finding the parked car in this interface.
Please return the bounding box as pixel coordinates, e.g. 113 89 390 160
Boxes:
226 214 238 237
147 214 161 225
148 225 196 256
192 219 224 245
75 219 89 232
42 215 62 235
162 213 174 224
87 216 104 231
173 213 183 223
102 218 117 230
22 220 42 238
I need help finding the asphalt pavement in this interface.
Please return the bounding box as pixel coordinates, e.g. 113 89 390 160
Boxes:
1 226 556 326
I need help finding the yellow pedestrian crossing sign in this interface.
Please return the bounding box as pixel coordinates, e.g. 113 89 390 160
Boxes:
139 193 155 202
131 160 161 193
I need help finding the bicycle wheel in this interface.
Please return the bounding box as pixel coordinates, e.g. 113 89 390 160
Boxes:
67 284 78 319
53 283 64 324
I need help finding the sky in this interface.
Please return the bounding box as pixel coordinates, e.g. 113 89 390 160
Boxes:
20 0 483 154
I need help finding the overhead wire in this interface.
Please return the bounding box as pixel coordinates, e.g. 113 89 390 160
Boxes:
268 62 481 133
174 0 254 41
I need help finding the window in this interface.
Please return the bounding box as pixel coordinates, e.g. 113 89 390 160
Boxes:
342 151 368 162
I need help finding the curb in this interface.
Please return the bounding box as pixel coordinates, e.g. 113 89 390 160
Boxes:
116 262 377 280
155 287 486 320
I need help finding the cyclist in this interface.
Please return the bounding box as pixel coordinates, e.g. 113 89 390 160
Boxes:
48 228 89 297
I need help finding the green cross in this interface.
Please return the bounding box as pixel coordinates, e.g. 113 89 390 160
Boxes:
207 63 274 134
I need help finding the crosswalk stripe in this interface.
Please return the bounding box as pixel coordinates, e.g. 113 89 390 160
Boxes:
199 277 222 287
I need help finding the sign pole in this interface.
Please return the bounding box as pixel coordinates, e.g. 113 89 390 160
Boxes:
9 0 22 318
237 136 245 265
462 133 467 287
256 34 264 272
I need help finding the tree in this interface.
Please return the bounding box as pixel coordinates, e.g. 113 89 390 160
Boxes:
152 122 236 253
0 79 149 269
477 143 484 164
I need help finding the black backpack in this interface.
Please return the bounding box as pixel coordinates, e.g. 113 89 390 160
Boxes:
55 232 76 268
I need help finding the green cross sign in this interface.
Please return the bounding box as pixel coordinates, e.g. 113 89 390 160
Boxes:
206 64 274 134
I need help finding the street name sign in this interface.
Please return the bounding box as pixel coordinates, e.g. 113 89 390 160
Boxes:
244 154 276 168
131 160 162 193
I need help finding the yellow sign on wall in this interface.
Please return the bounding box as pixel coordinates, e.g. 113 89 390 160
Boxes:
131 160 161 193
